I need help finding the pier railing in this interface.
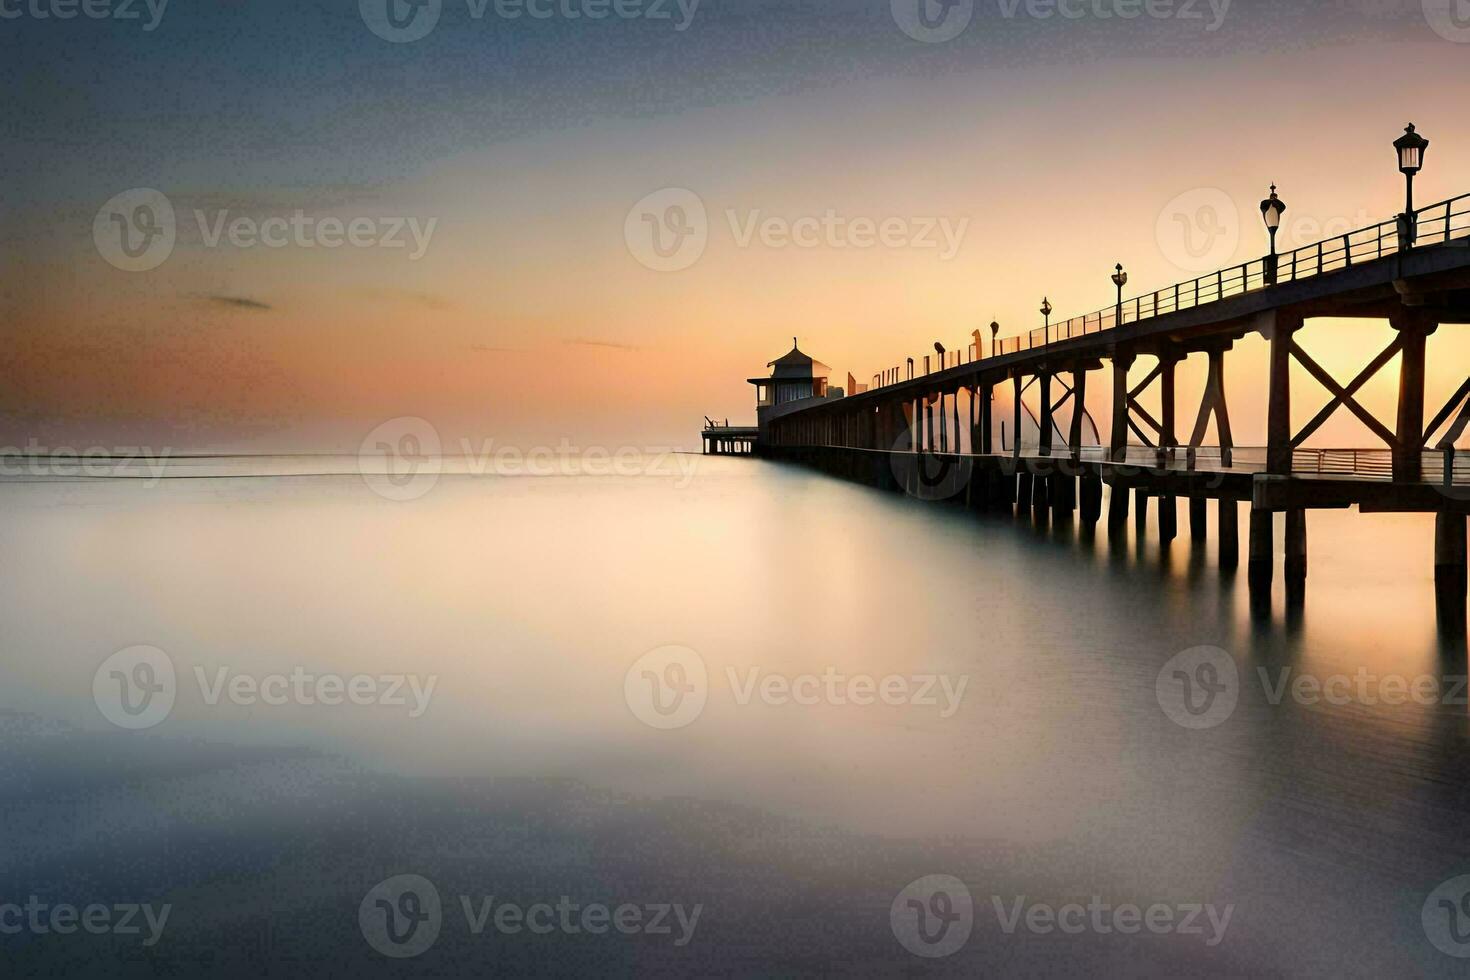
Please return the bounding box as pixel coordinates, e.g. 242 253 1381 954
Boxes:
873 192 1470 375
977 445 1469 484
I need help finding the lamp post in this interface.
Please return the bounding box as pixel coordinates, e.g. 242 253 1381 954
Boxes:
1040 297 1053 345
990 320 1000 357
1111 264 1128 325
1394 123 1429 247
1260 184 1286 285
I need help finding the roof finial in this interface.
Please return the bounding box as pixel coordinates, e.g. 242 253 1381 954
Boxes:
793 336 798 347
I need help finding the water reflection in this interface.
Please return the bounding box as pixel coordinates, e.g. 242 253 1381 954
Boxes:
1 457 1468 975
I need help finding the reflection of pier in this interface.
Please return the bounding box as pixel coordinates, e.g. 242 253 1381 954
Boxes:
737 140 1470 629
702 419 758 456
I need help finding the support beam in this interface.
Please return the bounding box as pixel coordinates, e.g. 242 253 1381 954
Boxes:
1159 496 1177 543
1038 373 1054 457
1266 314 1303 474
1080 476 1103 525
979 384 994 455
1134 488 1150 537
1159 351 1180 462
1110 351 1135 462
1284 509 1308 584
1391 309 1438 481
1218 499 1239 570
1012 373 1024 461
1069 366 1088 462
1436 512 1468 633
1249 509 1274 589
1107 482 1129 530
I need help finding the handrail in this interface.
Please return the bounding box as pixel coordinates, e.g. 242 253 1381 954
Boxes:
866 191 1470 387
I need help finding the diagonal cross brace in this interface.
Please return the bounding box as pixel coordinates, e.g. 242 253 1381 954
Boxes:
1425 377 1470 449
1289 340 1400 449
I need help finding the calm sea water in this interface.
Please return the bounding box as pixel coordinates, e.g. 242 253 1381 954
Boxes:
2 455 1469 976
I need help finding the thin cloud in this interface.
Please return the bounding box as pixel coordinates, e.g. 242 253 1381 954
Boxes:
566 338 639 352
204 295 273 311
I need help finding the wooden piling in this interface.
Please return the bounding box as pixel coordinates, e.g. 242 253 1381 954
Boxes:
1159 496 1178 543
1107 482 1129 530
1436 512 1468 631
1249 509 1273 590
1284 509 1308 582
1218 499 1239 570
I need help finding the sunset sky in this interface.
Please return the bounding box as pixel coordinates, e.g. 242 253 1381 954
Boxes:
4 0 1469 452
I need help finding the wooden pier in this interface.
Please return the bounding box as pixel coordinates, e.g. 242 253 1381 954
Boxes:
702 418 759 456
744 188 1470 628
